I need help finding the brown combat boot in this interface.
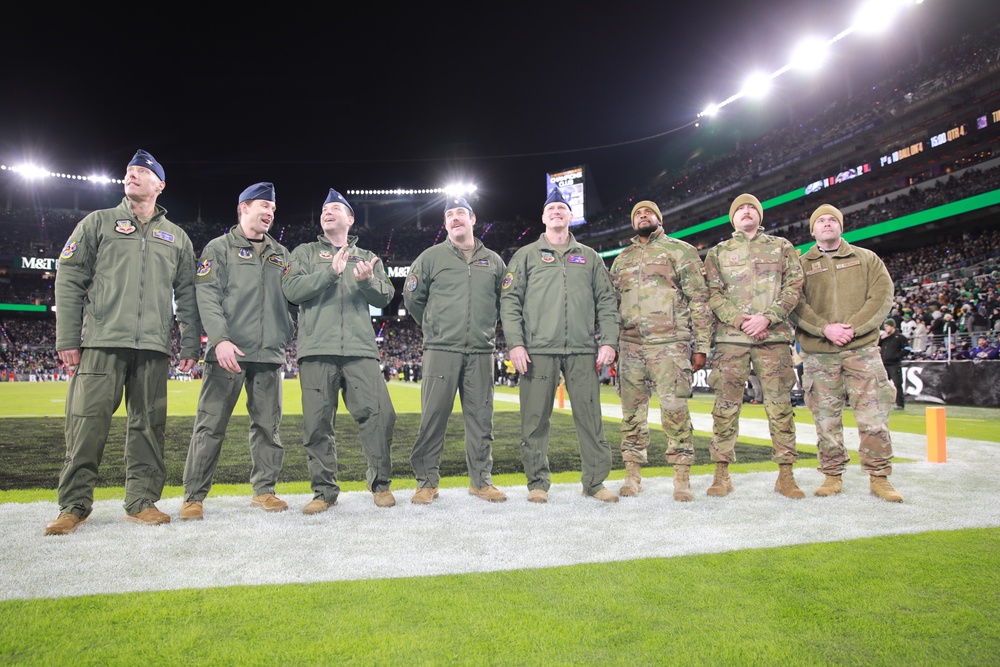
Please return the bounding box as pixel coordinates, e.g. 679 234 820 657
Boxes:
180 501 204 521
620 462 642 497
411 487 439 505
870 475 903 503
706 462 733 497
774 464 805 499
673 465 693 502
814 475 843 497
44 513 87 536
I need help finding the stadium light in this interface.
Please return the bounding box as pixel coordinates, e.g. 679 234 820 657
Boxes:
443 183 478 197
695 0 927 123
852 0 907 35
790 37 829 72
741 72 772 99
12 164 51 180
698 103 720 119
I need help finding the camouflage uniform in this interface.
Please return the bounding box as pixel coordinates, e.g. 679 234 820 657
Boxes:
703 227 803 463
609 226 712 465
792 239 896 476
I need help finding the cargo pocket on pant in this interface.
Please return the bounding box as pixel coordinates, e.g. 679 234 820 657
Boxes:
71 372 112 417
876 377 896 412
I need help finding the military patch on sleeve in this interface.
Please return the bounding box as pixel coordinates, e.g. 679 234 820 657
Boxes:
60 241 78 259
568 255 586 264
405 274 418 292
473 258 491 267
502 273 514 290
196 259 212 276
152 229 175 243
283 261 291 276
267 254 284 267
318 251 333 260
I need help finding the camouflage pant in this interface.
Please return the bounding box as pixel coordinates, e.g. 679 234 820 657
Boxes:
802 346 895 476
708 342 798 464
618 341 694 466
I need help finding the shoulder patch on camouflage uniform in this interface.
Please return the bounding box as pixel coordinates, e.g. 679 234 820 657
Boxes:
405 274 418 292
196 259 212 277
502 273 514 290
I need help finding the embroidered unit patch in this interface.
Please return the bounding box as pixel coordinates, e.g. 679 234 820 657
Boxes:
114 219 136 235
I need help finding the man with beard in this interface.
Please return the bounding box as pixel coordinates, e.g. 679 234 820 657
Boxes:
609 200 711 501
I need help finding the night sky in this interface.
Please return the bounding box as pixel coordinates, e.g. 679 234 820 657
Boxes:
3 0 997 225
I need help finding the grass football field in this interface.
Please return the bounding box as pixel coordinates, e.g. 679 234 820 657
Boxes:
1 379 998 665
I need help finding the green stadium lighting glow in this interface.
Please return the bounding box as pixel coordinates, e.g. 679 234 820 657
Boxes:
0 304 49 312
795 188 1000 254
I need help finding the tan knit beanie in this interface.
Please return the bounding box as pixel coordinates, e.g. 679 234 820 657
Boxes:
729 193 762 227
810 204 844 234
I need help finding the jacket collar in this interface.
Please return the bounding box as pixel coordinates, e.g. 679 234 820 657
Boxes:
630 226 665 245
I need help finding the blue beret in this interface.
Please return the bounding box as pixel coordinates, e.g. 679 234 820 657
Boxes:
445 196 473 215
323 188 353 215
238 182 275 205
128 149 165 181
544 187 570 209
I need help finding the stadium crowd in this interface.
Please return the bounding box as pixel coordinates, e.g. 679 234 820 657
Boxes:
3 14 1000 381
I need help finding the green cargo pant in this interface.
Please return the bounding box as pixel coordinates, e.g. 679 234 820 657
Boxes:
183 361 285 501
410 350 497 488
300 355 395 500
519 353 613 496
58 347 170 518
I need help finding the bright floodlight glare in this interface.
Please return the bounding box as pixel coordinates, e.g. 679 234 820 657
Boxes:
699 104 719 118
16 164 51 180
791 37 828 72
741 72 771 99
444 183 477 196
853 0 904 34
